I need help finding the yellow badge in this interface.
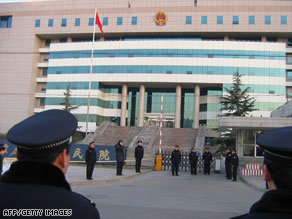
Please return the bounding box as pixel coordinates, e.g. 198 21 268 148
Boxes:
155 11 167 26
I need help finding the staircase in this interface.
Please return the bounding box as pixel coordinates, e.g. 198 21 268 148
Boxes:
128 125 160 149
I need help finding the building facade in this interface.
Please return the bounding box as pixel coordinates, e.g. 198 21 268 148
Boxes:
0 0 292 133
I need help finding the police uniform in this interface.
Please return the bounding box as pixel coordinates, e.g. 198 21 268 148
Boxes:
225 150 232 179
232 126 292 219
231 152 239 181
189 149 198 175
85 142 97 180
0 109 100 219
202 150 212 175
134 140 144 173
171 147 181 176
115 140 125 175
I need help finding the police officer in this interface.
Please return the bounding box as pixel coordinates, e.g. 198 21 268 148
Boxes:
171 145 181 176
135 140 144 173
189 148 198 175
0 144 7 177
232 126 292 218
225 148 232 179
231 150 239 181
202 147 212 175
85 142 97 180
0 109 100 218
115 140 125 176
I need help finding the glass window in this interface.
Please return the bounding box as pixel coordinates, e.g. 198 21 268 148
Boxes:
103 17 108 26
201 16 207 24
45 39 51 47
40 98 45 106
132 16 137 25
265 16 271 24
249 16 255 24
281 16 287 24
35 19 40 27
60 38 67 43
42 68 48 76
0 16 12 28
75 18 80 26
48 19 53 27
117 17 123 25
217 16 223 24
233 16 239 24
287 71 292 80
88 18 94 26
61 18 67 27
186 16 192 24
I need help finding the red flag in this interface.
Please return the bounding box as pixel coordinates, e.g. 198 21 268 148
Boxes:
95 11 104 34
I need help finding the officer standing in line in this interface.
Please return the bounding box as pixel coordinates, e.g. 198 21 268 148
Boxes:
225 148 232 179
0 144 7 177
232 126 292 218
189 148 198 175
171 145 181 176
85 142 97 180
115 140 125 176
0 109 100 218
202 147 212 175
135 140 144 173
231 150 239 181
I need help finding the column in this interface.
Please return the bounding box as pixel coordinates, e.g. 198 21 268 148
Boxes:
175 85 182 128
261 36 267 42
67 37 73 42
224 36 229 41
120 84 128 126
193 85 200 129
138 84 145 127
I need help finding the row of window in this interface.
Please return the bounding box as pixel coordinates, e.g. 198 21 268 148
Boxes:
0 16 12 28
187 15 287 25
34 15 288 28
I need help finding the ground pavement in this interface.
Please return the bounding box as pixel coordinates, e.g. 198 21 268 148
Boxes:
67 165 264 219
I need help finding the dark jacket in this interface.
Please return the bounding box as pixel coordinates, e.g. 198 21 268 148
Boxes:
0 154 3 177
115 143 124 162
231 189 292 219
85 147 97 164
225 152 232 165
135 145 144 160
171 150 181 165
202 151 212 164
232 153 239 166
0 161 100 219
189 151 198 164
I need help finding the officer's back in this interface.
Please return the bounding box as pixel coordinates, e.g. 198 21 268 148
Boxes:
0 110 100 218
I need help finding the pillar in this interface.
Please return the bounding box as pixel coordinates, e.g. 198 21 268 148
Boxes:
224 36 229 41
261 36 267 42
67 37 73 42
193 85 200 129
175 85 182 128
138 84 145 127
120 84 128 126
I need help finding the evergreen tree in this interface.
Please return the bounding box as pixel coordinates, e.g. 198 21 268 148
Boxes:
220 70 256 116
60 84 79 112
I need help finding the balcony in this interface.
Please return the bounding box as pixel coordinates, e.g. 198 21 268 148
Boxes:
35 93 46 98
39 48 50 53
38 62 49 68
36 77 47 83
34 107 45 113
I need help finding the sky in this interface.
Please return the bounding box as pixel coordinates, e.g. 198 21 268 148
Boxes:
0 0 50 3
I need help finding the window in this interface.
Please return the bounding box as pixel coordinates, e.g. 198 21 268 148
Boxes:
265 16 271 24
0 16 12 28
35 19 40 27
249 16 255 24
201 16 207 24
287 71 292 80
281 16 287 25
217 16 223 24
88 18 94 26
75 18 80 26
187 71 192 75
233 16 239 24
45 39 51 47
42 68 48 76
40 98 45 106
41 88 46 92
186 16 192 24
132 16 137 25
48 19 53 27
103 17 108 26
269 90 275 94
61 18 67 27
117 17 123 25
166 70 172 74
60 38 67 43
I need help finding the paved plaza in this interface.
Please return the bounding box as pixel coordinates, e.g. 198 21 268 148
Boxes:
68 165 264 219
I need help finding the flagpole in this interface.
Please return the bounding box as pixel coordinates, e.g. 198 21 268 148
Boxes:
85 7 97 137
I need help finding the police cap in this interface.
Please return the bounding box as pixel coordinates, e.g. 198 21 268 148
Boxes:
257 126 292 166
7 109 78 152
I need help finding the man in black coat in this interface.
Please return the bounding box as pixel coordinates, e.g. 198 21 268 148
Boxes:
231 150 239 181
85 142 97 180
171 145 181 176
0 144 6 177
202 147 212 175
232 126 292 219
225 148 232 179
189 148 198 175
115 140 125 176
135 140 144 173
0 109 100 219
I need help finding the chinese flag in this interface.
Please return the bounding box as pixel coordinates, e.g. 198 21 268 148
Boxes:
96 11 104 34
